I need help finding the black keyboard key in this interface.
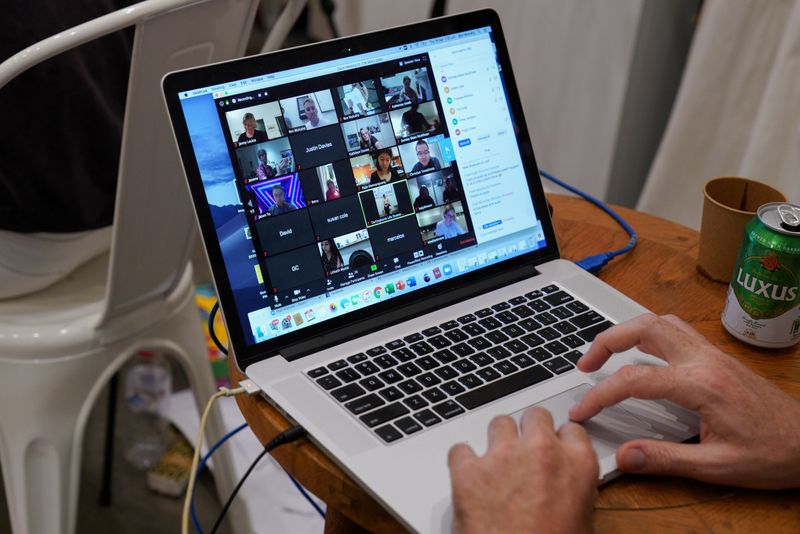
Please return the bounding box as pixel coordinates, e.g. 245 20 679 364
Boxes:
508 296 528 305
528 347 551 362
519 317 542 332
538 327 560 341
467 336 492 351
392 347 416 362
570 311 605 328
485 330 510 344
543 356 574 375
398 379 423 394
346 393 385 415
395 417 423 435
440 320 460 330
378 369 403 384
422 326 442 337
360 376 385 391
451 343 475 357
496 311 518 325
562 335 584 349
510 353 536 368
528 299 550 313
475 307 493 318
462 323 486 337
398 362 423 377
355 361 380 376
458 373 483 389
566 301 589 314
308 367 328 378
577 321 614 342
511 305 535 318
367 346 387 357
403 394 428 410
487 346 512 360
504 339 528 354
385 339 405 351
347 353 368 364
525 290 544 300
434 365 459 380
374 354 398 369
417 372 442 388
414 409 441 427
476 367 501 382
331 383 366 402
360 402 409 427
456 365 553 410
441 380 467 396
445 328 469 342
432 400 465 419
453 359 478 373
491 302 510 311
422 387 447 403
457 313 477 324
535 311 557 325
336 368 360 383
550 306 574 320
478 316 503 330
328 359 347 371
493 360 519 375
433 348 457 364
563 350 583 365
553 320 578 335
543 291 574 306
379 386 404 401
428 335 452 349
417 355 439 370
521 332 545 348
501 324 526 338
374 424 403 443
403 332 423 343
469 352 494 367
544 340 568 355
316 375 342 390
410 341 435 355
541 284 559 294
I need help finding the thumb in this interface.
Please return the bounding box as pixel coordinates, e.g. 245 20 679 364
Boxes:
616 440 708 477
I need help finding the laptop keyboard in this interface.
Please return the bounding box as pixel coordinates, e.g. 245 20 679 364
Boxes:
306 284 614 443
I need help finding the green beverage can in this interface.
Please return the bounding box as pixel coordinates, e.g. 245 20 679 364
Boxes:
722 202 800 348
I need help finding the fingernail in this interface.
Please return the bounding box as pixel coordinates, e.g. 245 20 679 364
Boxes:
621 448 645 471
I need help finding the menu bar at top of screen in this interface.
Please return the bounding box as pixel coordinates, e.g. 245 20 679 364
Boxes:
178 27 492 100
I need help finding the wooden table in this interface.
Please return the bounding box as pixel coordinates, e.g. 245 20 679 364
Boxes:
231 194 800 533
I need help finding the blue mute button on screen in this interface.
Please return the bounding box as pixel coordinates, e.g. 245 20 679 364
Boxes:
458 138 471 147
482 220 502 229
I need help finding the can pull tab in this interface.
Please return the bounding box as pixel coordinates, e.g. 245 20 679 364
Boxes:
777 204 800 232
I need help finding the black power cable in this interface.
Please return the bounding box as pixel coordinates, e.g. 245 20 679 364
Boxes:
208 301 228 356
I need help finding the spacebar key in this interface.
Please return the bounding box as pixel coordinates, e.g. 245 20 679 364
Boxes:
456 365 553 410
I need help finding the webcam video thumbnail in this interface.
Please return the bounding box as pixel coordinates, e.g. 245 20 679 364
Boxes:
318 229 375 275
381 67 433 108
336 80 382 120
280 90 338 132
226 101 287 147
416 201 468 243
407 168 461 212
359 182 413 227
298 159 356 205
350 147 406 189
398 136 451 176
237 138 295 183
244 173 306 219
340 112 395 155
389 100 441 141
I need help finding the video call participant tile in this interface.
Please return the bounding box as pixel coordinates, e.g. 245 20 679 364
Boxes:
359 182 414 226
399 137 448 176
280 90 338 132
225 101 287 147
237 138 295 183
340 112 396 156
389 100 442 143
308 195 366 239
380 67 433 109
289 124 348 169
351 147 406 190
318 229 375 275
416 201 469 244
407 168 461 212
336 80 383 121
255 209 315 256
368 214 424 260
298 159 356 205
244 174 306 220
265 243 325 292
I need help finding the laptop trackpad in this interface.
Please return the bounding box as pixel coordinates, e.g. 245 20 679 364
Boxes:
511 384 699 459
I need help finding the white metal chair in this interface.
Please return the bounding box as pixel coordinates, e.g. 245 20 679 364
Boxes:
0 1 258 532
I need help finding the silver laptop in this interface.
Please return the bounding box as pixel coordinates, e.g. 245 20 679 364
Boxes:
163 10 698 532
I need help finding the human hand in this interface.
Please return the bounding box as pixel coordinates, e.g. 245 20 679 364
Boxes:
569 313 800 489
448 408 598 534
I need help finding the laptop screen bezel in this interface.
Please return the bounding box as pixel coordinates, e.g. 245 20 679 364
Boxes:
163 9 560 370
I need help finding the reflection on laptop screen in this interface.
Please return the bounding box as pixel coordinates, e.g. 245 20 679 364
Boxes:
177 26 545 346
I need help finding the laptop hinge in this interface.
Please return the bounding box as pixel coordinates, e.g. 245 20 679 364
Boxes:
281 263 542 361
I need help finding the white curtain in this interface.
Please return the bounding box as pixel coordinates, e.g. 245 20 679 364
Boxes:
638 0 800 229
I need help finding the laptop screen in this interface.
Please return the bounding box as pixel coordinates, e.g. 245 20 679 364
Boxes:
173 20 551 353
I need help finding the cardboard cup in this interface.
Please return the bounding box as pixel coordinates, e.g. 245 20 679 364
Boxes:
697 177 786 282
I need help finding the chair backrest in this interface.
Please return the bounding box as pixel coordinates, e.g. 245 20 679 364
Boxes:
0 0 259 341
